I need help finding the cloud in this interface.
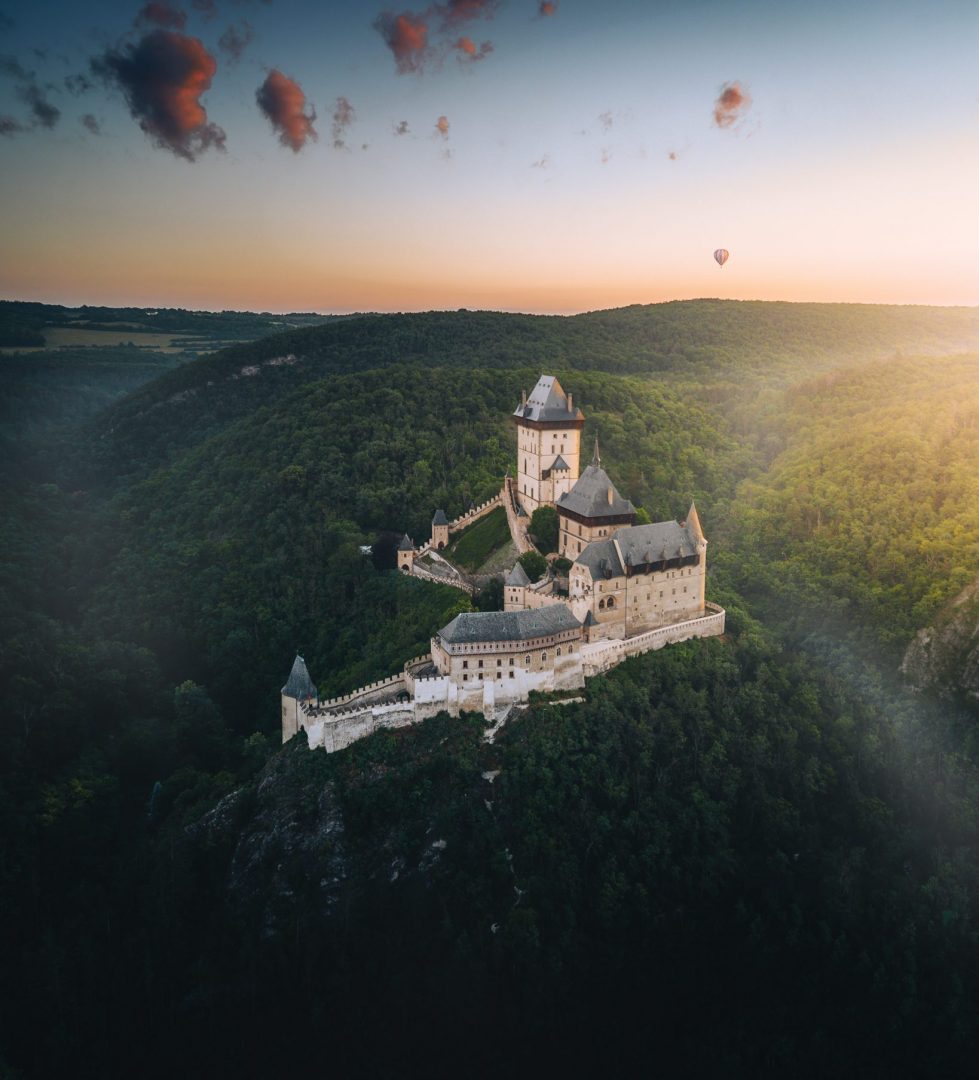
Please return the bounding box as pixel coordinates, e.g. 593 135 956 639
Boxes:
598 109 612 132
453 36 492 62
538 0 557 14
435 113 449 137
393 119 409 135
65 72 94 95
190 0 217 19
0 114 24 135
137 2 187 30
0 54 61 132
600 147 610 164
256 69 317 152
375 0 498 73
0 10 14 32
331 95 354 149
218 20 253 62
92 30 225 160
81 112 101 134
373 11 430 73
531 153 550 169
438 0 499 28
713 81 750 128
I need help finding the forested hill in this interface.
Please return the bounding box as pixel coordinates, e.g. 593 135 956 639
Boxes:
4 300 979 1077
84 299 979 485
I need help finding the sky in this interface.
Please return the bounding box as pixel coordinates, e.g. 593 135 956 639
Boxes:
1 0 979 314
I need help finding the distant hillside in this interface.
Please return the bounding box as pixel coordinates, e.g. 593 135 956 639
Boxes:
84 300 979 485
0 299 348 352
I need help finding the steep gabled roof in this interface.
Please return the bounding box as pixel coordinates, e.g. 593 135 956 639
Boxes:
398 533 415 551
437 606 581 644
282 654 317 699
513 375 584 424
506 562 531 587
551 455 571 471
556 463 635 520
432 508 449 526
575 521 700 581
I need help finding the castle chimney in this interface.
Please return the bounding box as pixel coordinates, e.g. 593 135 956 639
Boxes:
521 389 527 406
567 393 573 411
607 487 613 505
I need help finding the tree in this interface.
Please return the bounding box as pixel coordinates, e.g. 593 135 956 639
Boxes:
518 550 547 583
529 505 559 553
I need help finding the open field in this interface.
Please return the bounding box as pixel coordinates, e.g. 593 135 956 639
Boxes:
445 506 511 572
0 326 198 354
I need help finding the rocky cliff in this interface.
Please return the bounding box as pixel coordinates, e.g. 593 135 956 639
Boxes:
902 577 979 704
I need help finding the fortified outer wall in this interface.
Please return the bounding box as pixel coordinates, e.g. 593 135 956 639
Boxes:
579 602 725 676
414 493 503 560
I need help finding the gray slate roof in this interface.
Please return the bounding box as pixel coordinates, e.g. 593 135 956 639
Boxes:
575 521 700 581
398 533 415 551
282 654 317 699
513 375 584 423
556 463 635 520
432 508 449 526
506 562 531 587
438 606 581 644
551 454 571 471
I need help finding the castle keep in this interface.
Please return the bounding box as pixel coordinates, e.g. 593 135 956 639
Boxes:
282 375 725 753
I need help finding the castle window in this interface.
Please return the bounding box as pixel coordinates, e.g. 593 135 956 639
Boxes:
478 659 483 668
525 655 531 665
509 657 514 666
509 671 514 678
556 647 562 657
607 596 616 609
496 672 501 679
497 659 502 667
683 585 687 593
463 674 468 681
541 652 547 663
599 599 605 610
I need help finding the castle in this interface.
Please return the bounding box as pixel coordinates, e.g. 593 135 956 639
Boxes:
282 376 725 753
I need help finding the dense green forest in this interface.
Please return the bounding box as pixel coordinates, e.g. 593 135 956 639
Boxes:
2 300 979 1078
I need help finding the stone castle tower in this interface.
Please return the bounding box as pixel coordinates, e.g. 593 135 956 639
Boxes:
512 375 585 515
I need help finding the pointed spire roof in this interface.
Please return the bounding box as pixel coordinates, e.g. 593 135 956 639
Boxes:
432 508 449 526
513 375 584 423
398 533 415 551
282 654 317 699
506 562 531 587
592 436 601 466
685 500 705 542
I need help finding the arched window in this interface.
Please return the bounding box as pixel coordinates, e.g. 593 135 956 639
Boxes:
556 647 562 657
599 599 605 610
607 596 616 609
524 654 531 665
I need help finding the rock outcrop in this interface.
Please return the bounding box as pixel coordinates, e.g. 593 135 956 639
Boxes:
902 577 979 703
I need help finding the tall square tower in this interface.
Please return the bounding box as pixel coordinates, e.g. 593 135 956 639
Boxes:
512 375 585 514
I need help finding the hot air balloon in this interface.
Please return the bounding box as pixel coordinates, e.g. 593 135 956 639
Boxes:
714 248 729 268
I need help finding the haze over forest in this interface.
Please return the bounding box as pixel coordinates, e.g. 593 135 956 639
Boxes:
5 0 979 1075
2 297 979 1077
